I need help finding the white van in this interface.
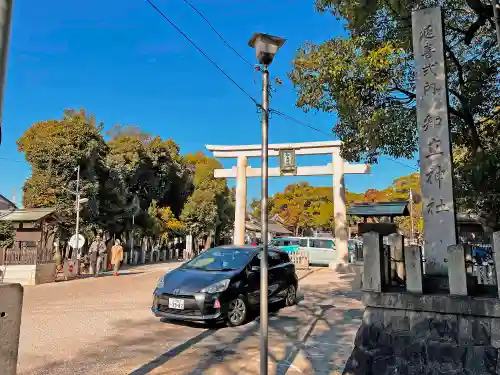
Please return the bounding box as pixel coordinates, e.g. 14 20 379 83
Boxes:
297 237 336 266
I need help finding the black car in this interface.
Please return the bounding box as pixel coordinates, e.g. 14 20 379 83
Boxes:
151 245 298 326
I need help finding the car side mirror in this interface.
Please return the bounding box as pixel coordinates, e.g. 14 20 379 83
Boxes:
251 266 260 272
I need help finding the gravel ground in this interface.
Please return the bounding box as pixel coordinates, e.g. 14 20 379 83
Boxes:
17 264 363 375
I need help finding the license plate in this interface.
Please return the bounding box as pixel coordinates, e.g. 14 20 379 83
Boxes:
168 298 184 310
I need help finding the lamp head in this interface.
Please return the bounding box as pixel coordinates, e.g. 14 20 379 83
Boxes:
248 32 286 66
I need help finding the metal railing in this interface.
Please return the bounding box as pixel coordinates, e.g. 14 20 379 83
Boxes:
466 243 496 286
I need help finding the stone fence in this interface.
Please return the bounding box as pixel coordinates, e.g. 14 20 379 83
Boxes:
344 231 500 375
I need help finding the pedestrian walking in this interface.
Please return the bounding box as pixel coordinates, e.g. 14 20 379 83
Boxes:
111 239 124 276
89 234 107 276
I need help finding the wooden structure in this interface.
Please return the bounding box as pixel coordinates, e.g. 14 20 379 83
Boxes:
348 201 410 237
0 208 61 285
0 194 16 210
245 214 292 242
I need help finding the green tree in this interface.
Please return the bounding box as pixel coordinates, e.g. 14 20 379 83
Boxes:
290 0 500 229
0 221 14 249
17 109 119 236
181 152 234 248
106 125 192 236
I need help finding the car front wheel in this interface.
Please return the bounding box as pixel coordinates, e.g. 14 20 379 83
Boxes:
285 284 297 306
227 296 248 327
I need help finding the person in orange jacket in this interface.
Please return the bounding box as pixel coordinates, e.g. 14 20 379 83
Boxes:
110 239 124 276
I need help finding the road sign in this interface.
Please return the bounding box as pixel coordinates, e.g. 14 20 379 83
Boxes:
69 234 85 249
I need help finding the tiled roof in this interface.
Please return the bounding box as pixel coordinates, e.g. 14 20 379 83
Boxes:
348 201 410 217
0 208 56 222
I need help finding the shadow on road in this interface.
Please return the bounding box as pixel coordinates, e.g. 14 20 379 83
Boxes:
20 271 363 375
128 329 217 375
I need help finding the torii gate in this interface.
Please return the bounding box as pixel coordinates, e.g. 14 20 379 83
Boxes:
206 141 371 265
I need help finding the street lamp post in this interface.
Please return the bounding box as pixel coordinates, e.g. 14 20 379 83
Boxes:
248 32 286 375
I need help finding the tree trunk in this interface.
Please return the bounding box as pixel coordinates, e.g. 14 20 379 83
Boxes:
204 234 212 250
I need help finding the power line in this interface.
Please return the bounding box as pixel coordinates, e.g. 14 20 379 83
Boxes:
144 0 258 105
145 0 419 173
269 109 419 171
182 0 255 68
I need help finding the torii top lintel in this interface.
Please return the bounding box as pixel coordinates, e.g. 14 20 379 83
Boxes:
206 141 371 177
206 140 343 158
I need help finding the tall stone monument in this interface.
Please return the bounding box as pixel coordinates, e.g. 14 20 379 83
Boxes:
412 6 457 276
343 7 500 375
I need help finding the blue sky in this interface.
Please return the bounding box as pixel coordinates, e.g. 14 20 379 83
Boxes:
0 0 418 206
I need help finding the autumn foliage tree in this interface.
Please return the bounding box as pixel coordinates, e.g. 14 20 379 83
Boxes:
251 173 422 236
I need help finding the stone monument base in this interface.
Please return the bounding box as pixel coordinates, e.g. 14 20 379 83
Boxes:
344 291 500 374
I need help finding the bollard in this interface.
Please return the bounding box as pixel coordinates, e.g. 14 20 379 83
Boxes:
447 244 468 296
404 245 423 293
388 233 405 282
362 231 383 292
0 283 23 375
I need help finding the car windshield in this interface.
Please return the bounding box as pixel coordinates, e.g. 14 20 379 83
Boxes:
183 248 252 271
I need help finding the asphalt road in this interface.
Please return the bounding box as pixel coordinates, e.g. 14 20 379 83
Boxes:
17 263 363 375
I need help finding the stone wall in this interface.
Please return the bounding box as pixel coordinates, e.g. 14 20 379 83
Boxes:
344 291 500 375
2 263 56 285
35 263 56 285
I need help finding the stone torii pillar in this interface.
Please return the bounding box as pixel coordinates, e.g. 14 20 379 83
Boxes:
234 155 248 245
333 148 348 266
206 141 371 263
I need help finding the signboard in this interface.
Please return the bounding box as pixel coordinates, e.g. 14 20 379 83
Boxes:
69 234 86 249
279 149 297 175
412 7 457 275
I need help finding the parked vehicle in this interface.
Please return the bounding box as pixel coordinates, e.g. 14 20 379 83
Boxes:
296 237 336 266
270 237 300 253
151 245 298 327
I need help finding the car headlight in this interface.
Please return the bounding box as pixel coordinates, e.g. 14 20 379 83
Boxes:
157 277 165 289
200 279 230 294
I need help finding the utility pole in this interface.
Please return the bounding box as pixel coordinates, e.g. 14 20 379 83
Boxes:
260 64 270 375
74 165 81 262
409 189 414 245
131 214 135 264
0 0 12 145
493 0 500 48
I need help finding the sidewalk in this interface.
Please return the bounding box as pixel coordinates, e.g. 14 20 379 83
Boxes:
120 260 185 273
